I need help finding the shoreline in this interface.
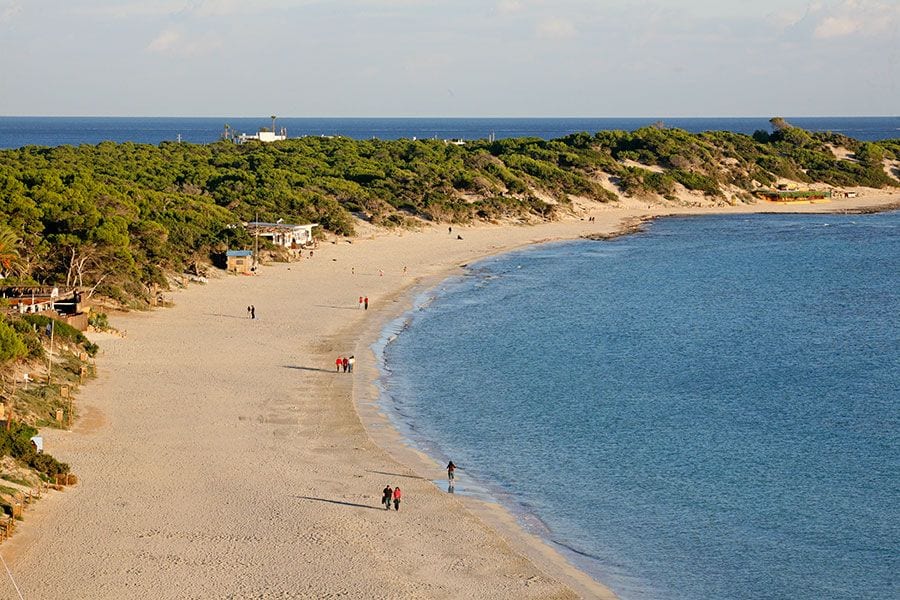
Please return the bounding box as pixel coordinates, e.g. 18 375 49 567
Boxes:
2 194 897 599
351 269 617 599
346 194 900 598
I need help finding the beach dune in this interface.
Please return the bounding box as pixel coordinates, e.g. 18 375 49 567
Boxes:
3 194 897 599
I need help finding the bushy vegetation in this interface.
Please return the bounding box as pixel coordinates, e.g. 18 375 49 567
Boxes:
87 311 109 330
0 122 896 306
0 319 27 365
0 422 69 479
20 314 98 357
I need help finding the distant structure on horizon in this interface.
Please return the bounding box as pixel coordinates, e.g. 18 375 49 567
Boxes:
235 115 287 143
237 128 287 144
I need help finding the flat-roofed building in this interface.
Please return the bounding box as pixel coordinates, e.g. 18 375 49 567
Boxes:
226 250 254 274
245 222 318 250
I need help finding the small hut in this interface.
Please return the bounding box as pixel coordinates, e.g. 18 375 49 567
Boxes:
226 250 254 274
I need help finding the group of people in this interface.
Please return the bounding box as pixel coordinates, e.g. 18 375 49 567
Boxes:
246 305 256 319
335 355 354 372
381 485 402 510
358 296 369 310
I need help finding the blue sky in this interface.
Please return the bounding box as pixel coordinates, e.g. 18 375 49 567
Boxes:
0 0 897 116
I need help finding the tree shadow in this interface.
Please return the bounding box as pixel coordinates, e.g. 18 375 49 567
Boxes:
313 304 359 311
295 496 382 511
282 365 336 373
366 469 426 480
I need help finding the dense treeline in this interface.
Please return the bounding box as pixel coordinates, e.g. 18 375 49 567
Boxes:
0 122 897 305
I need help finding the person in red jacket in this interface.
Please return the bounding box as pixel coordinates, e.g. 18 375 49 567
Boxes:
335 356 342 372
392 486 402 511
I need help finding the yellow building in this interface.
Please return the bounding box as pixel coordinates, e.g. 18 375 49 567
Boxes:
226 250 254 274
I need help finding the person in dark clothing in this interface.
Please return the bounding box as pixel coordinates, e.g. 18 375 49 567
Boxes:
382 485 393 510
250 305 256 319
364 296 369 310
447 461 457 482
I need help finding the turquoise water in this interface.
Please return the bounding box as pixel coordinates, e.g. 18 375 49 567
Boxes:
378 213 900 599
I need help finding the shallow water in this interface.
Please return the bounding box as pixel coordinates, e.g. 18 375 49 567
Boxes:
379 212 900 599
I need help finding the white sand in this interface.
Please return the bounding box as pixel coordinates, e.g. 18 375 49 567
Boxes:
2 194 897 599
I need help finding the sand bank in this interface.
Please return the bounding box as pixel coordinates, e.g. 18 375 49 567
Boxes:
2 193 897 599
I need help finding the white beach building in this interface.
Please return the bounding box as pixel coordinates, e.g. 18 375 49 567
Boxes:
237 129 287 143
245 222 319 250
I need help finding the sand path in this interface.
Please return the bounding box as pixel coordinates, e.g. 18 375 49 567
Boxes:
2 195 897 599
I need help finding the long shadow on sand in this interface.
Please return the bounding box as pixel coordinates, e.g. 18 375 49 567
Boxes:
314 304 358 311
295 496 383 511
206 313 248 320
282 365 337 373
366 470 427 481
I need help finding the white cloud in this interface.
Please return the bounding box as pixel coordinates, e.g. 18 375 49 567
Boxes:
809 0 899 39
536 17 576 39
147 28 182 53
497 0 524 15
814 16 862 38
0 0 22 23
147 27 222 56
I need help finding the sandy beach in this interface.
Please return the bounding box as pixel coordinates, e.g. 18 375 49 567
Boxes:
2 193 898 599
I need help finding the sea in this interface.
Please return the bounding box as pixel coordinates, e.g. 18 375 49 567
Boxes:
377 212 900 600
0 116 898 149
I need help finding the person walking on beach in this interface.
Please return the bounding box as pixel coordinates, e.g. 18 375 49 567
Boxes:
358 296 363 309
392 486 402 511
250 305 256 319
335 356 342 372
342 356 349 373
364 296 369 310
447 461 457 483
347 355 355 372
382 485 393 510
247 305 251 319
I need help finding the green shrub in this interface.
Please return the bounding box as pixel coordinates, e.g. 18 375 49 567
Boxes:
0 320 26 364
88 311 109 330
8 318 44 359
670 170 721 196
22 314 98 357
0 422 69 478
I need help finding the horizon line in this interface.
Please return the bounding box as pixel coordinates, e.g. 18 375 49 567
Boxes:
1 114 897 120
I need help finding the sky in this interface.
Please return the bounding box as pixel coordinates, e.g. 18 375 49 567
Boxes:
0 0 897 117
